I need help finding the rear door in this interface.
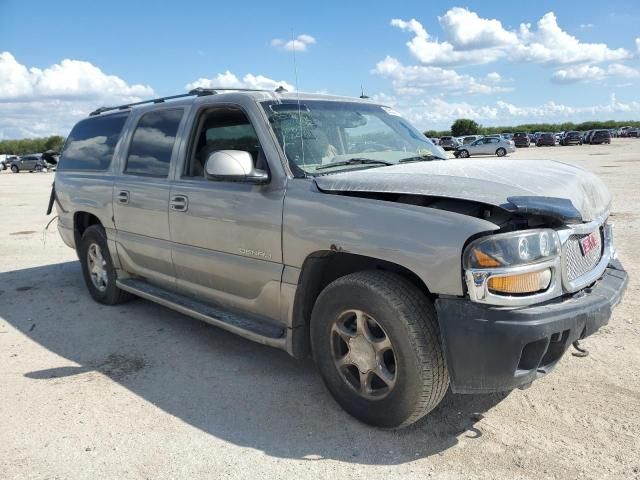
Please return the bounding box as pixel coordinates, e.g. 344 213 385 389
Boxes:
112 107 186 287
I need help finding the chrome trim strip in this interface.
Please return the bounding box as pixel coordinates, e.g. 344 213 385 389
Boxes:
559 222 612 293
465 258 561 307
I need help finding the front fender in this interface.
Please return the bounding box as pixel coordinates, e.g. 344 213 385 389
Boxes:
283 179 498 296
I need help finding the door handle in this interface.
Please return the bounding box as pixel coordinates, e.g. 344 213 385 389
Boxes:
170 195 188 212
117 190 130 204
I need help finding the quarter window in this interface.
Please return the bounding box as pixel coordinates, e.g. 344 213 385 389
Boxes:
58 112 128 171
125 109 183 177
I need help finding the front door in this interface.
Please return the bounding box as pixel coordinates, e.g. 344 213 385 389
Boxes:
113 107 185 287
168 104 285 320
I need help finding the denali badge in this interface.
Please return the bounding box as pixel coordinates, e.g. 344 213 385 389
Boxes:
580 231 598 256
238 248 272 260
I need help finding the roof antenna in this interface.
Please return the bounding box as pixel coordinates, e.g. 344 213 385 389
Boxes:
359 85 369 99
292 31 306 167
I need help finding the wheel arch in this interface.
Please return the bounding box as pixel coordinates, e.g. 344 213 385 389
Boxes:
288 250 432 359
73 211 103 251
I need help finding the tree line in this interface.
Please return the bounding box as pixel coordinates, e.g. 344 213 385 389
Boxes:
425 119 640 138
0 136 66 155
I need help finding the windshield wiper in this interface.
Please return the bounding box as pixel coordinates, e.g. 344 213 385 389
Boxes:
315 158 394 171
398 154 446 163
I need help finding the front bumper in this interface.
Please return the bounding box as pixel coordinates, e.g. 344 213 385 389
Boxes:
435 261 627 394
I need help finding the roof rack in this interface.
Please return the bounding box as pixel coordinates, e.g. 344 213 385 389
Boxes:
89 86 289 116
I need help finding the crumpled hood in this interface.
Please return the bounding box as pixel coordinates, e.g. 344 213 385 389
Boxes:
314 159 611 223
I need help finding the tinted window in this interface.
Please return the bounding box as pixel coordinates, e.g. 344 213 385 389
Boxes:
59 113 128 171
125 109 183 177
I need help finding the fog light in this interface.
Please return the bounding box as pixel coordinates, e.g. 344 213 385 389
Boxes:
488 269 551 294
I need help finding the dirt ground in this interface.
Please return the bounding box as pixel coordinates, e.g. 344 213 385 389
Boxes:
1 140 639 480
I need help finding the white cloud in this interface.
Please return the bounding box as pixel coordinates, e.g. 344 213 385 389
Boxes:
373 56 510 96
390 17 504 66
513 12 630 65
552 63 640 83
580 23 594 29
390 9 632 68
0 51 152 101
373 92 640 130
438 7 518 50
271 34 316 52
0 52 154 139
185 70 294 92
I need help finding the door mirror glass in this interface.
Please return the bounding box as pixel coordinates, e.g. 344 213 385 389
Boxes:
204 150 269 184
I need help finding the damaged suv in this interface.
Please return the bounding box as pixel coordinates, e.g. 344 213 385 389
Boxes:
50 89 627 429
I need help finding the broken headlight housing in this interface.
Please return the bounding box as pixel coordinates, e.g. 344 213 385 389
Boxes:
463 229 562 306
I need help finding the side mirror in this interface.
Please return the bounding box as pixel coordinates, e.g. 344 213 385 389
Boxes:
204 150 269 184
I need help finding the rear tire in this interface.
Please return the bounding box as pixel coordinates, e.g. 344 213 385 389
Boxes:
311 270 449 429
78 225 134 305
496 147 506 157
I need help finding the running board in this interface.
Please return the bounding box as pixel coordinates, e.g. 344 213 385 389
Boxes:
116 278 287 349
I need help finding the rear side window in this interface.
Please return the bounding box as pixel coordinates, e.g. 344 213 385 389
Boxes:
58 113 128 171
125 109 183 177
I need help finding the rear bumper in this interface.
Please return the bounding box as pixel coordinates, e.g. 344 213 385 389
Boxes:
435 261 628 394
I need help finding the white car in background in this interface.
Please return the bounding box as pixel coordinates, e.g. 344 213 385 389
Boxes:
454 136 516 158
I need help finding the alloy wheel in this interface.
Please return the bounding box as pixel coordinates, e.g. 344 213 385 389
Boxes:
330 309 397 400
87 243 108 292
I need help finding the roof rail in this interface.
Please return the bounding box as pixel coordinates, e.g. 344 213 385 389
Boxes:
89 86 289 116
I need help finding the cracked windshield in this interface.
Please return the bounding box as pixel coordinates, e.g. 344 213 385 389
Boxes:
263 101 446 175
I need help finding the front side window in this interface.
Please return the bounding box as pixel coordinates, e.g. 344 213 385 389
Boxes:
58 112 129 171
125 109 183 177
262 100 444 176
185 107 262 177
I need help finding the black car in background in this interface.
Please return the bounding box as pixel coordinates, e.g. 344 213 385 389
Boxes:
590 130 611 145
513 132 530 147
536 132 556 146
561 131 582 146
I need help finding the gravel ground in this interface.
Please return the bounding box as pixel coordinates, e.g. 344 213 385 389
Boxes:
1 140 639 480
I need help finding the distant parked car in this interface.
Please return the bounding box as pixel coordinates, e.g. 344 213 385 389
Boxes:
627 128 639 138
536 133 556 146
1 155 18 170
590 130 611 145
454 136 515 158
513 132 530 147
560 131 582 146
438 136 459 151
8 154 44 173
460 135 482 145
586 130 600 144
501 132 514 140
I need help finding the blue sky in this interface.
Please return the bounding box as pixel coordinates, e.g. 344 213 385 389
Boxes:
1 0 639 137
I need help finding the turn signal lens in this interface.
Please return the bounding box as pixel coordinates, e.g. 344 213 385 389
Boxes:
473 249 501 268
488 269 551 294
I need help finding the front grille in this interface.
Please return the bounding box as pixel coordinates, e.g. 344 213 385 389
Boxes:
565 228 603 282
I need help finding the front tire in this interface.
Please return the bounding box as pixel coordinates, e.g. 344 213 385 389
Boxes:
311 271 449 429
79 225 134 305
11 165 19 173
459 149 469 158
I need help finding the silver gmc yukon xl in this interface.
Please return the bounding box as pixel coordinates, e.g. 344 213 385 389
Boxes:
50 88 628 428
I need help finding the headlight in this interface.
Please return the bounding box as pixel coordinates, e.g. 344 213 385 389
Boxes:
464 229 560 269
464 229 561 299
